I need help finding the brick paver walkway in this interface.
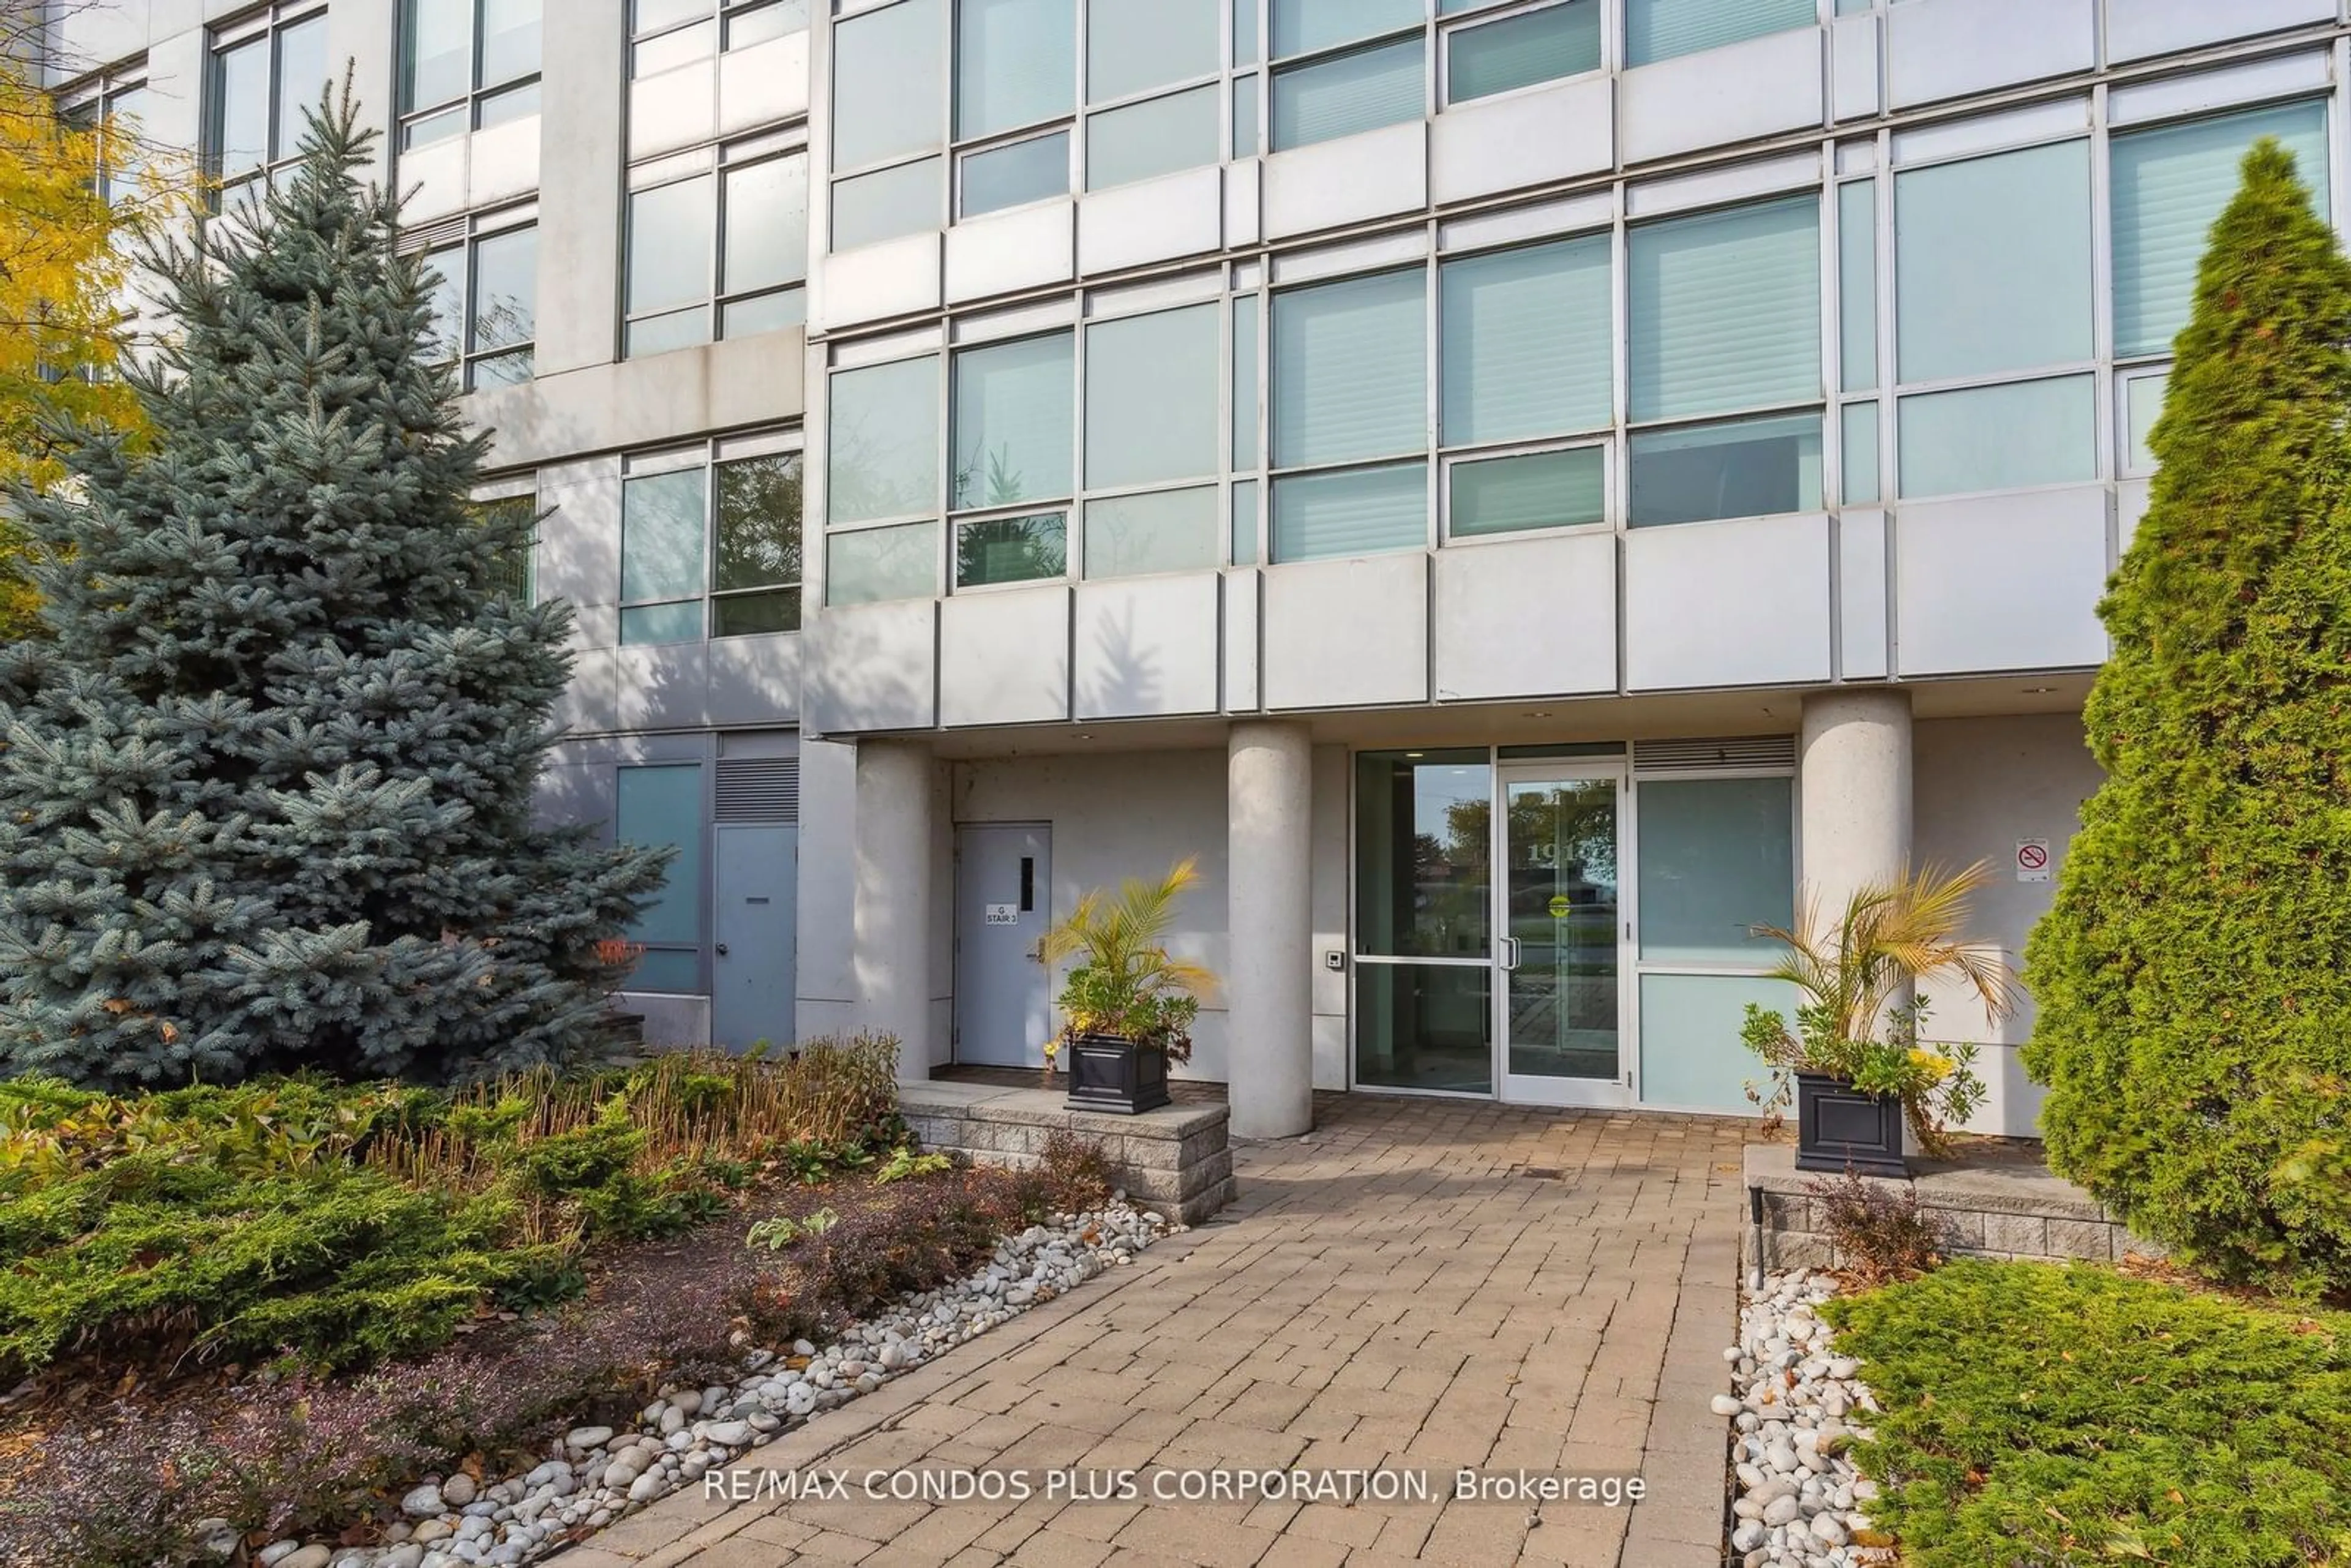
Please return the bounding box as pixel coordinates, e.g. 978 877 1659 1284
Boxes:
555 1094 1756 1568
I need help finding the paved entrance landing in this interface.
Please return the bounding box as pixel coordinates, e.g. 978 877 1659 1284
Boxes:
558 1095 1758 1568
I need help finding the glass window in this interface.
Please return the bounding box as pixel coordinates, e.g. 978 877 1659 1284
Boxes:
1449 447 1605 537
722 290 806 339
1635 776 1793 963
1086 86 1220 190
1629 411 1823 527
1624 0 1815 68
1629 195 1820 422
1841 400 1878 505
1271 460 1427 561
213 37 271 179
472 493 538 601
1355 749 1492 958
470 225 536 375
1234 0 1259 64
829 356 941 523
424 244 465 363
831 157 942 249
953 333 1074 509
1233 72 1260 156
1088 0 1219 101
617 764 705 976
1897 374 2096 498
832 0 944 170
727 0 808 49
1272 36 1423 150
1358 962 1493 1093
636 21 714 75
1084 486 1219 577
1440 237 1611 445
1838 179 1875 392
955 513 1067 586
724 154 809 302
1640 973 1794 1114
626 174 715 355
2111 100 2330 359
714 453 803 635
477 79 539 127
621 467 708 643
1272 268 1427 468
1895 140 2092 384
404 0 473 110
2123 369 2167 476
1446 0 1600 104
274 15 328 159
1272 0 1422 58
957 0 1074 140
828 520 940 604
481 0 542 84
1231 478 1259 565
1085 304 1220 488
959 130 1069 216
1232 294 1259 469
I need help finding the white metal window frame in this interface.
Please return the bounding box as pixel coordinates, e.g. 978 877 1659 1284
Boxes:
397 0 542 152
411 200 541 392
631 0 807 79
622 128 812 359
206 2 331 192
618 428 807 643
1434 0 1609 113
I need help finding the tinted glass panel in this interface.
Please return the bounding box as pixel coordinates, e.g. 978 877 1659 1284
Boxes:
1629 196 1819 422
215 37 270 178
1272 0 1421 58
628 175 716 316
827 520 939 604
715 453 802 591
1449 448 1605 537
623 467 708 602
1894 140 2092 383
724 155 809 293
1629 411 1822 526
828 356 940 522
1271 36 1422 150
953 332 1074 509
955 512 1067 585
275 17 330 158
1635 776 1792 963
481 0 543 84
470 226 536 350
1270 461 1427 561
1271 268 1425 468
617 764 704 947
831 157 941 249
959 131 1069 216
1082 487 1218 577
404 0 472 109
1447 0 1600 103
1087 0 1218 101
833 0 944 168
1624 0 1813 67
1896 375 2096 499
1355 749 1491 958
1084 85 1219 190
957 0 1074 138
1357 963 1493 1094
1441 236 1611 444
1085 304 1220 488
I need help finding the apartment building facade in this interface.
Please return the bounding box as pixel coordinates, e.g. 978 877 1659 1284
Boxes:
40 0 2343 1138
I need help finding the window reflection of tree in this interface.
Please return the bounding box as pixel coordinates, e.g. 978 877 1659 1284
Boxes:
713 452 803 634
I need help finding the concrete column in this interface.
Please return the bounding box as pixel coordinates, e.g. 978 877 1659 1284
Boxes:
1799 689 1916 918
1227 721 1314 1139
853 738 935 1082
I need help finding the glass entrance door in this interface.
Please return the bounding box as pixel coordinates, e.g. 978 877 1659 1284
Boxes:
1496 763 1631 1108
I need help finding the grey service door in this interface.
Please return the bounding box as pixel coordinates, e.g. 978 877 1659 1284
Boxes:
953 823 1052 1067
713 824 797 1051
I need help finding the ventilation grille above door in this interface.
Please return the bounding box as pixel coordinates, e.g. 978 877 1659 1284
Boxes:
1633 735 1798 773
714 757 800 822
394 214 468 257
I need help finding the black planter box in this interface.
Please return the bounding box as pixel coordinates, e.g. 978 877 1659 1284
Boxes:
1065 1032 1170 1114
1794 1070 1907 1177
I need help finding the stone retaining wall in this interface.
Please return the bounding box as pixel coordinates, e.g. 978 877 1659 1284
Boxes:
899 1081 1236 1226
1744 1143 2162 1271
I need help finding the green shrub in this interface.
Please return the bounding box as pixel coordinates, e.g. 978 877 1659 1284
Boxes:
1826 1261 2351 1566
2022 139 2351 1299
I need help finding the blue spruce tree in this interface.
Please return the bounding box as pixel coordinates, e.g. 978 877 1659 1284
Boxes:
0 89 670 1087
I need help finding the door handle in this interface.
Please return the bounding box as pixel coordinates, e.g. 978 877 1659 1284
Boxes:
1500 937 1521 970
715 943 729 956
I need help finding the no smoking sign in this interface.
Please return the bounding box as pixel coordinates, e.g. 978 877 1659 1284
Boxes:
2015 839 2052 882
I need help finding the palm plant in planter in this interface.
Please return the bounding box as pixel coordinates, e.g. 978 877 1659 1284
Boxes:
1740 863 2011 1174
1039 857 1217 1114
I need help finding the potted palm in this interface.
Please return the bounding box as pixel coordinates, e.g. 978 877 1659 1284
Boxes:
1039 856 1217 1114
1740 863 2012 1175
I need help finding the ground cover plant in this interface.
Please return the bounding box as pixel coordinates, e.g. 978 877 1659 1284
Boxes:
1824 1259 2351 1566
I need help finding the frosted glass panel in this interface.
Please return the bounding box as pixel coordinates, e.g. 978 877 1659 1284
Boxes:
622 468 707 602
958 0 1075 138
482 0 539 84
1441 236 1611 445
1625 0 1815 67
1085 85 1220 189
1272 269 1427 467
2111 100 2330 359
1233 73 1259 156
1629 411 1821 527
2124 370 2167 476
276 17 329 158
1272 0 1423 58
1271 36 1424 151
828 356 940 523
1895 140 2091 383
472 227 537 350
953 332 1075 509
1232 295 1260 468
1838 179 1875 392
1084 486 1220 576
617 765 704 948
1447 0 1601 103
1449 447 1605 536
1842 400 1878 505
630 948 701 991
1231 478 1259 564
1639 973 1793 1114
405 0 471 110
1086 304 1220 487
1636 776 1793 962
833 0 943 169
1271 461 1427 561
959 131 1068 216
1088 0 1220 100
724 156 809 293
831 157 940 249
827 521 940 604
620 601 702 645
1629 197 1820 422
1897 374 2096 498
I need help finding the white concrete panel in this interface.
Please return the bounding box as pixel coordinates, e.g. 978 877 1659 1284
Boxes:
1076 167 1223 274
938 587 1073 727
402 140 468 225
707 632 804 726
1262 122 1427 241
471 339 804 468
628 60 721 162
1261 555 1428 709
1621 27 1824 167
569 602 620 655
555 648 619 737
1431 533 1616 700
2107 0 2333 64
944 201 1075 304
1224 570 1260 711
706 328 809 432
536 0 627 377
616 642 711 731
2108 53 2331 127
46 0 151 80
534 463 621 611
1889 0 2094 108
1894 487 2110 675
806 599 938 732
1624 514 1833 690
1625 148 1820 216
1430 75 1612 206
820 231 943 329
1829 13 1881 124
535 753 615 832
469 116 540 209
2118 478 2152 554
1072 574 1221 719
1224 159 1261 247
720 31 811 134
1838 509 1889 680
794 738 861 1013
